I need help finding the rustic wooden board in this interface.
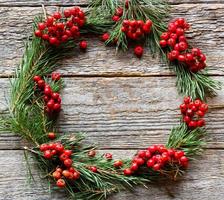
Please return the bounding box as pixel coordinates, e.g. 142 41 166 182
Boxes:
0 4 224 76
0 149 223 200
1 0 224 200
0 0 223 6
1 77 224 150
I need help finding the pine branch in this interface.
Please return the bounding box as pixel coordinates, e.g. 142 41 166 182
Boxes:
166 122 207 157
0 17 75 145
173 63 221 100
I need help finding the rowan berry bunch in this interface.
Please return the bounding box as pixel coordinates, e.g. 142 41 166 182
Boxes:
39 140 80 188
180 97 208 129
160 18 207 72
34 7 86 46
33 74 62 114
121 19 152 40
123 144 189 176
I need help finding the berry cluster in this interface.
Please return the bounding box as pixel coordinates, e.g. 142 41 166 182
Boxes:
123 144 189 176
121 19 152 40
112 7 123 22
180 97 208 128
33 74 61 114
40 141 80 188
159 18 207 72
34 7 86 46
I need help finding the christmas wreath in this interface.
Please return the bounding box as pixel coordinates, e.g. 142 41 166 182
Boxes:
0 1 221 199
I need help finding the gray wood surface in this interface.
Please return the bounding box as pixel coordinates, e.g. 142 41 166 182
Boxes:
0 1 224 200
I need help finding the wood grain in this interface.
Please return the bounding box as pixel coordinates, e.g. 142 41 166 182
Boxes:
0 149 223 200
0 1 224 199
1 77 224 150
0 0 223 6
0 4 224 76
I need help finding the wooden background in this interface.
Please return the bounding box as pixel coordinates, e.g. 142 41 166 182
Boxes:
0 0 224 199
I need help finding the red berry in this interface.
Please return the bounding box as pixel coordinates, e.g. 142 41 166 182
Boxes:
40 144 48 152
114 160 123 168
64 9 71 18
178 42 188 51
64 150 72 157
34 30 42 37
90 166 98 173
101 33 110 42
184 96 191 104
88 150 96 157
194 99 202 107
51 93 59 100
53 103 61 112
46 16 54 26
180 156 188 163
115 7 123 16
197 119 205 127
53 171 61 179
48 132 56 140
44 87 52 96
175 151 185 159
168 23 177 33
53 12 61 19
73 171 80 180
197 110 205 117
160 32 170 40
199 103 208 112
145 150 152 159
79 40 87 50
147 159 155 168
137 150 146 158
178 54 186 62
130 162 139 171
38 22 46 30
49 37 59 46
134 45 144 58
42 34 49 41
145 20 152 27
153 163 161 171
64 159 73 168
62 170 73 179
200 54 206 62
55 143 64 152
56 168 62 173
176 28 184 36
170 50 179 59
133 157 145 166
44 150 52 159
142 24 151 33
112 15 120 22
192 48 201 56
60 153 69 161
56 179 66 188
52 72 61 81
123 168 132 176
185 53 194 62
179 35 187 42
47 99 55 110
183 115 191 124
105 153 113 160
188 120 197 128
160 40 167 48
69 168 75 174
148 145 157 153
33 75 41 82
167 38 176 47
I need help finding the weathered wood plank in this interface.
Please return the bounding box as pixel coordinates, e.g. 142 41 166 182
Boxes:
1 77 224 150
0 0 223 6
0 149 223 200
0 4 224 76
